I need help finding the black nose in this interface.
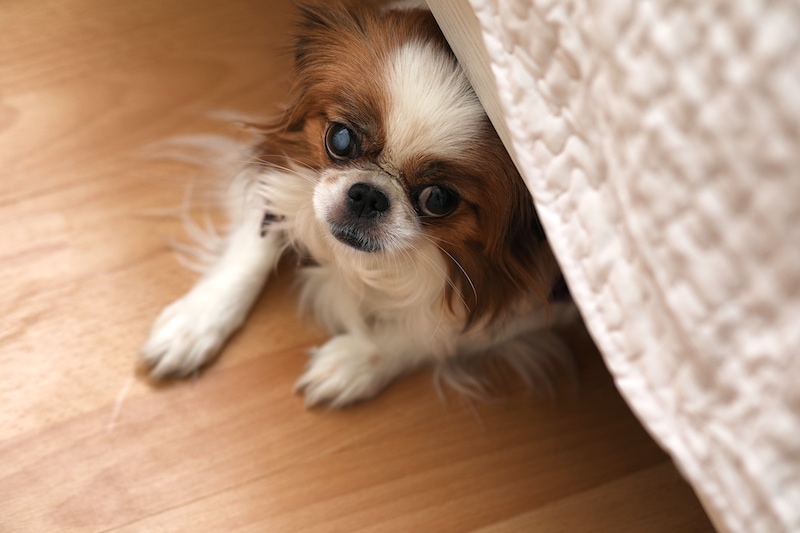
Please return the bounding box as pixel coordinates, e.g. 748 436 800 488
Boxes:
347 183 389 218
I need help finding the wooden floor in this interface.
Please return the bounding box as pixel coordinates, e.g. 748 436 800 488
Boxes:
0 1 715 531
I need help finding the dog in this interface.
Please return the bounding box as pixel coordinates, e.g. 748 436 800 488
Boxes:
140 2 574 407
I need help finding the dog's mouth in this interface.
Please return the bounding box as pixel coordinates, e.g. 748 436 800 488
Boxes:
330 224 383 253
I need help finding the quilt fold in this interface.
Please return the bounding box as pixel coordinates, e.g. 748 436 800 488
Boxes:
428 1 800 532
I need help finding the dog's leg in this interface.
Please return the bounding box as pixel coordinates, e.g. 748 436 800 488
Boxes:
295 327 435 408
141 187 283 378
295 303 579 407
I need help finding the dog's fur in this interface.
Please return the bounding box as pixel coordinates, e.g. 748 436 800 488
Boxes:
141 2 574 407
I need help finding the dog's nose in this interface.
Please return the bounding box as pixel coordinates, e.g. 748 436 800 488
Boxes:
347 183 389 218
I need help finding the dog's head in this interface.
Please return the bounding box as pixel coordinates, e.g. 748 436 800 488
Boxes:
257 3 557 326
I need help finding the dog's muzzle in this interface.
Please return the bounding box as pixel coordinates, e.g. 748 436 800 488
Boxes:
330 182 390 252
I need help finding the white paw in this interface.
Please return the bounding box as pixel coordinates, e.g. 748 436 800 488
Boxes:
295 335 394 408
140 284 244 378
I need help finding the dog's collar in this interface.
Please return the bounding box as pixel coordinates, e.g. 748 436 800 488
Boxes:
261 211 283 237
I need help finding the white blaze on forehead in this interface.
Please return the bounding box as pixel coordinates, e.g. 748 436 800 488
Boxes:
384 42 485 165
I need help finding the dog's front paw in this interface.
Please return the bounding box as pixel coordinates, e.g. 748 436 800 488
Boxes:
140 285 242 379
295 335 394 408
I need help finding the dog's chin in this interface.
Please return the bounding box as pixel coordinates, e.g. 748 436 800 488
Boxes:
330 224 383 253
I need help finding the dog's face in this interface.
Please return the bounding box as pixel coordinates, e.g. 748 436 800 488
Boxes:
258 5 555 325
311 37 490 257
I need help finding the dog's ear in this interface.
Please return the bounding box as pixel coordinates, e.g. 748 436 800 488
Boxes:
271 3 371 135
293 3 369 69
252 4 361 166
437 133 559 329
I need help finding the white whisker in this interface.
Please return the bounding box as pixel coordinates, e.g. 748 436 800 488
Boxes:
421 235 475 313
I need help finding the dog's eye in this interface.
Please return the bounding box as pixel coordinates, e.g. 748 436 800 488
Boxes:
325 123 360 161
416 185 459 217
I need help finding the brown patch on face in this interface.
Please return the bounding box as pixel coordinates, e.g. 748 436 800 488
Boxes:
402 122 559 328
254 3 450 172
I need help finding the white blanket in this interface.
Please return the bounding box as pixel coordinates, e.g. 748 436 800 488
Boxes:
428 1 800 532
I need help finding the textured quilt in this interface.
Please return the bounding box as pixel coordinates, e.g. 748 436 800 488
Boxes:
428 1 800 532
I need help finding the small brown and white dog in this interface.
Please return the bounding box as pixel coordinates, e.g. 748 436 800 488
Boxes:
141 2 574 407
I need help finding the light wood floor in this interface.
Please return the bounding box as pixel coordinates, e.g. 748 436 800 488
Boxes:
0 1 715 531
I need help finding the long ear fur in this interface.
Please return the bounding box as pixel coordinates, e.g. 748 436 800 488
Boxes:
253 2 383 169
446 170 558 330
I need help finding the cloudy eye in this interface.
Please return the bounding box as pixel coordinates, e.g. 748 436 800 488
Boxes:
416 185 459 217
325 123 360 161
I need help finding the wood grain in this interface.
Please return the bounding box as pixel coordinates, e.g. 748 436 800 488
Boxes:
0 1 715 531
